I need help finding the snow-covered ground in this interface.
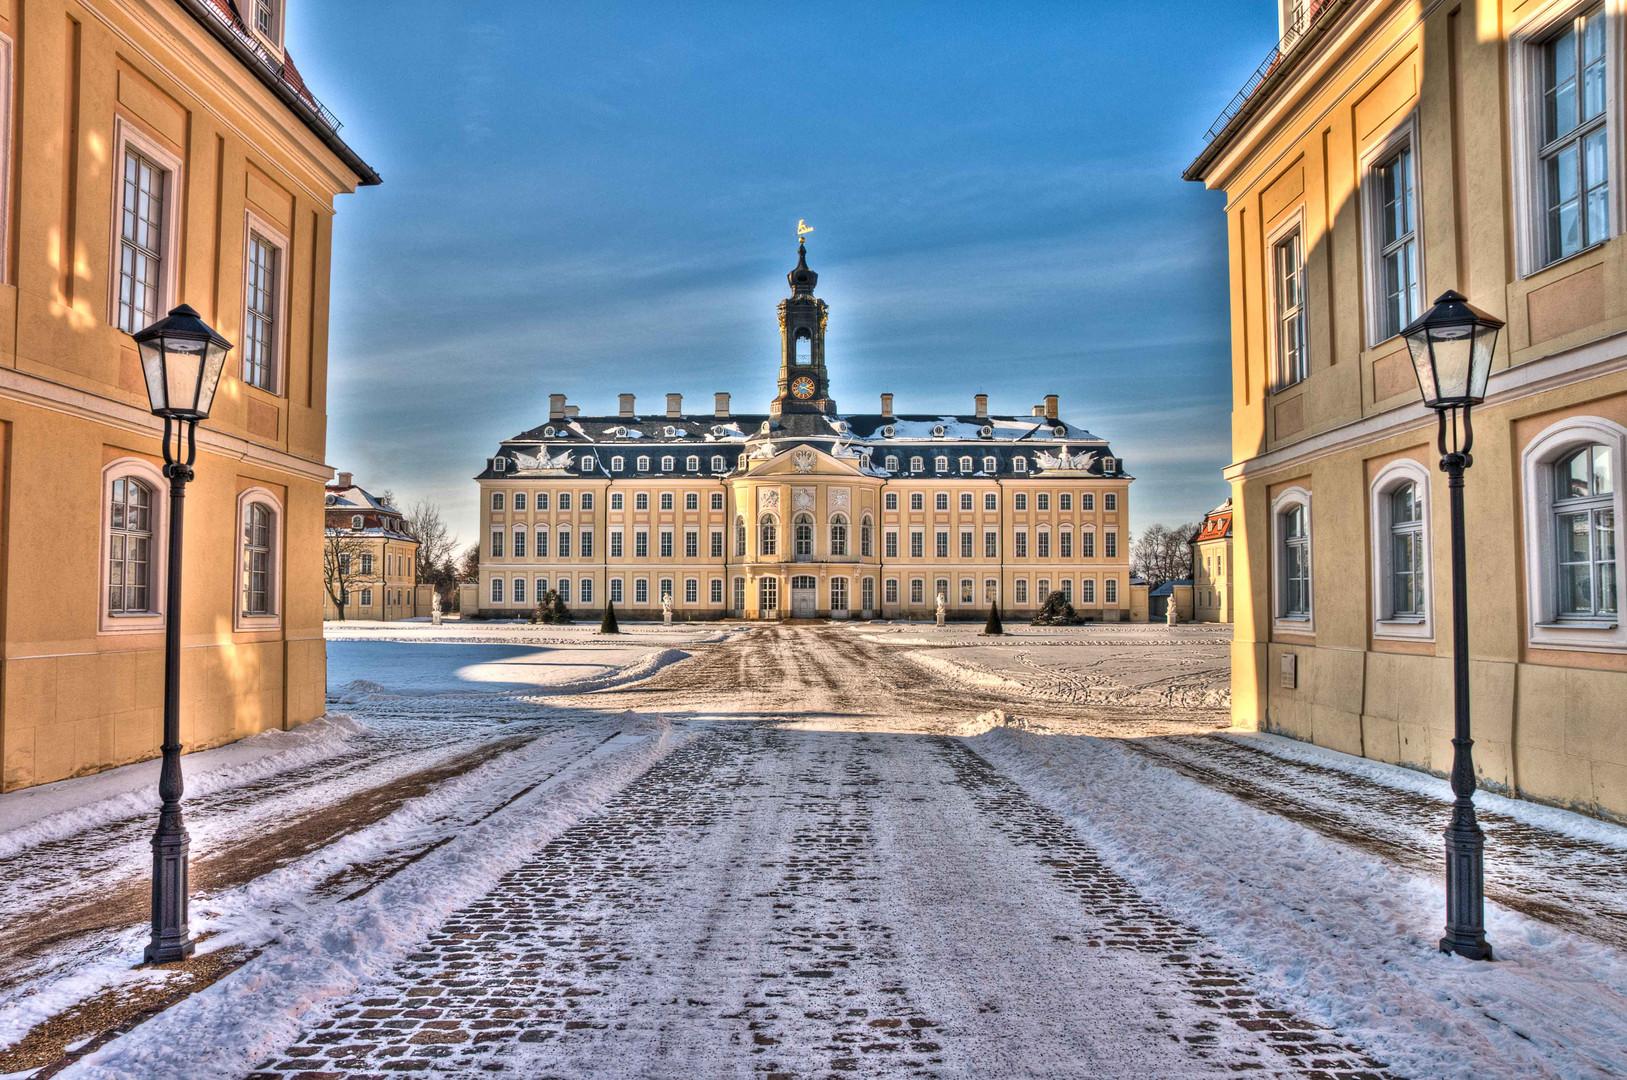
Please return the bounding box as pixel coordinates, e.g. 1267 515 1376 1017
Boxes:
2 621 1623 1079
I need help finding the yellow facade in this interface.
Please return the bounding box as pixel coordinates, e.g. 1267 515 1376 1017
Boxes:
1190 499 1234 623
0 0 376 790
476 444 1134 621
1189 0 1627 819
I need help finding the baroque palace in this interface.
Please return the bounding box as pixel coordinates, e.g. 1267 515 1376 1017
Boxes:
473 241 1133 621
1188 0 1627 820
0 1 376 791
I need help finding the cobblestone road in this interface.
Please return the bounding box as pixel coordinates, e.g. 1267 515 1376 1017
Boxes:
253 643 1395 1080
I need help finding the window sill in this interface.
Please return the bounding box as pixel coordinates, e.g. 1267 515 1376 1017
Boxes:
1535 619 1618 631
1521 238 1610 283
1377 617 1426 626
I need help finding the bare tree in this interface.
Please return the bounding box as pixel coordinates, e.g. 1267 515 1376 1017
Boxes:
456 542 481 584
1132 523 1197 589
403 498 457 586
323 533 380 620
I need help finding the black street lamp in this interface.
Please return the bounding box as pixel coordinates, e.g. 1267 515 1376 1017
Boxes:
1400 289 1504 962
129 303 232 965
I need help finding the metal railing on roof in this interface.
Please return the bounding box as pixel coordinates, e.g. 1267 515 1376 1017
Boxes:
196 0 344 133
1200 0 1340 144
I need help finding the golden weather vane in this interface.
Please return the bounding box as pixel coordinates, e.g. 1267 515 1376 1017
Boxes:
797 219 815 241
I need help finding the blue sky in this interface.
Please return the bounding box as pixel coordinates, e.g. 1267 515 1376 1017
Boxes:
291 1 1277 547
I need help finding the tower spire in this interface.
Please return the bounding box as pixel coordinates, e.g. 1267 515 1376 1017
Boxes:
772 231 832 417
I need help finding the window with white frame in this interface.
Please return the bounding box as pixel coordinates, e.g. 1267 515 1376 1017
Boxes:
237 491 281 624
960 493 973 511
861 516 874 557
983 456 998 473
560 492 572 511
635 493 648 510
512 527 526 559
581 493 594 510
960 578 973 603
243 225 285 392
662 456 675 471
1522 417 1626 650
885 456 899 472
712 456 726 473
635 578 649 604
935 493 949 511
959 456 973 472
1082 578 1095 604
580 578 593 604
635 530 648 557
115 132 179 334
490 528 504 558
1013 457 1028 473
885 578 899 604
1363 123 1421 344
1272 488 1313 628
1015 493 1028 511
935 456 949 473
734 577 746 611
687 455 700 472
611 578 624 603
910 579 925 604
513 577 527 605
711 579 724 604
491 492 505 511
104 463 165 628
984 493 997 511
961 530 974 558
514 493 527 511
352 514 363 529
1370 460 1433 639
985 530 997 557
685 578 699 604
1271 224 1307 389
831 577 848 611
537 526 550 558
735 515 747 556
910 493 923 511
1015 579 1028 604
862 577 875 611
637 456 650 472
885 529 899 558
1105 493 1117 511
1104 578 1118 604
830 515 848 556
685 530 698 558
910 456 924 472
910 530 924 558
760 514 778 556
558 527 572 558
612 456 625 473
1525 5 1612 269
360 587 373 607
1083 493 1094 511
490 577 503 603
661 493 674 511
711 491 725 510
711 529 724 557
581 529 594 558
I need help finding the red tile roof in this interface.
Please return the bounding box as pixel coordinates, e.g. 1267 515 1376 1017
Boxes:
1192 499 1233 543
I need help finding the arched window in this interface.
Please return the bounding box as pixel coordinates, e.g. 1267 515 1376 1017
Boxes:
885 455 899 472
860 515 874 558
830 514 849 556
1521 418 1625 651
735 515 748 557
983 456 998 473
637 456 650 472
1370 460 1432 640
611 455 624 472
910 456 924 472
238 490 282 624
107 472 159 619
759 514 778 557
686 455 700 471
351 514 363 529
794 513 815 557
795 330 811 364
712 455 726 472
1271 488 1313 630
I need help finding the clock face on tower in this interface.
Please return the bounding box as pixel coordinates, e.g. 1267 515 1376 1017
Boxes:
791 376 816 400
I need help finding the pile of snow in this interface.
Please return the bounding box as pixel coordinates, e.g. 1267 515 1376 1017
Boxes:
972 726 1627 1080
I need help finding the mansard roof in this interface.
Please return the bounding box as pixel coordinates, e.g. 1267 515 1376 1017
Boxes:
479 410 1128 482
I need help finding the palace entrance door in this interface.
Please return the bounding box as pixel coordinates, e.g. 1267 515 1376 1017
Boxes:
790 575 817 618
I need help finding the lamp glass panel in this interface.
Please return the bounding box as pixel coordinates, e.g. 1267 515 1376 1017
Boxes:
163 337 208 415
1427 326 1474 402
194 340 230 419
138 338 169 413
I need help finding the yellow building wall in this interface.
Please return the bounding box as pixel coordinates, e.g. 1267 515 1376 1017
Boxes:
0 0 369 790
1196 0 1627 820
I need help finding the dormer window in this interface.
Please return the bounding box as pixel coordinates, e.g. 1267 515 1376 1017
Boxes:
1104 457 1117 474
493 458 506 472
351 515 363 529
252 0 284 52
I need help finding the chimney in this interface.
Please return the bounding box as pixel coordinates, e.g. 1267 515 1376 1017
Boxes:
1044 394 1059 421
714 392 730 418
619 393 636 418
565 405 579 418
666 393 683 418
881 393 894 418
974 394 988 418
1032 405 1045 417
335 471 353 489
548 393 566 420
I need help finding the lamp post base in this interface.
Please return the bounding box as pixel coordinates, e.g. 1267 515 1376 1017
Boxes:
145 815 194 965
1439 791 1492 961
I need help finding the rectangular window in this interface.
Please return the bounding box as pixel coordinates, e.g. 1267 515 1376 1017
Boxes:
885 530 899 559
885 579 899 604
512 530 526 559
1015 579 1028 604
1083 531 1096 558
559 493 572 511
733 577 746 611
910 579 925 604
611 492 624 510
512 578 526 605
660 578 673 600
1105 494 1117 511
685 578 699 604
117 147 169 333
610 530 623 558
935 493 949 511
661 493 674 510
910 530 924 558
537 528 549 558
985 530 997 558
243 231 281 392
558 530 571 558
538 493 550 511
1369 142 1419 342
492 493 505 512
885 493 898 511
1037 494 1050 511
711 578 724 604
935 531 949 558
711 530 724 557
712 492 725 510
960 578 973 603
635 530 649 558
1014 494 1028 511
1083 494 1094 511
1015 531 1028 558
580 530 594 558
1104 531 1117 558
911 493 924 511
1082 579 1095 604
961 530 974 558
611 578 624 603
1037 531 1051 558
581 493 594 510
1060 494 1072 511
490 529 504 558
1537 7 1610 266
580 578 593 604
984 493 997 511
1061 579 1073 603
685 530 699 558
1105 578 1118 604
490 577 503 603
1038 578 1051 601
635 493 649 511
558 579 571 603
514 493 527 511
660 530 674 558
635 578 649 604
1272 227 1307 388
1060 530 1072 559
960 493 974 511
686 492 699 511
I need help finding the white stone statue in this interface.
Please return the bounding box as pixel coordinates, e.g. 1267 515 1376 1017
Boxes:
1166 594 1180 627
431 589 443 626
662 591 673 626
935 590 947 627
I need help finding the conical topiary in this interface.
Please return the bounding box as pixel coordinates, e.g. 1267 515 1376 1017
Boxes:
600 599 620 634
984 600 1004 636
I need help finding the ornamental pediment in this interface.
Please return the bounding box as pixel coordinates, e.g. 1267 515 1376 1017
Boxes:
747 442 865 477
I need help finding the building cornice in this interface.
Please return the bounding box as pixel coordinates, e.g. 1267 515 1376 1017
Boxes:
1223 330 1627 482
0 367 334 483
